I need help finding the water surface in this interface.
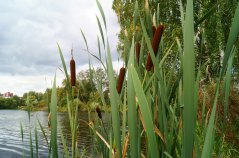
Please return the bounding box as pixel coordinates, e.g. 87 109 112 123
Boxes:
0 110 105 158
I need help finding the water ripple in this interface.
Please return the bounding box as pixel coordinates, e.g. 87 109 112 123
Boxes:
0 110 108 157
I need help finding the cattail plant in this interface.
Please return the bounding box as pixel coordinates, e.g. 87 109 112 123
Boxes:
70 48 76 87
96 106 108 135
116 67 126 93
135 42 141 64
145 24 164 71
32 1 239 157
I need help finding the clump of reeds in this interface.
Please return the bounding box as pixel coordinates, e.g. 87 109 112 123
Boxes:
29 0 239 158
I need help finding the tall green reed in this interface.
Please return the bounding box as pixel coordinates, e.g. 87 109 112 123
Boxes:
22 0 239 157
88 0 239 158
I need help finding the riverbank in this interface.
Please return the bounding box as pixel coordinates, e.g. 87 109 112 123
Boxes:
17 103 111 112
18 105 48 111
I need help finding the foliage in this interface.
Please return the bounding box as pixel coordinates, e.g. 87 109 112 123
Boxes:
60 68 109 107
18 68 109 110
23 0 239 157
22 91 45 106
112 0 239 78
0 95 24 109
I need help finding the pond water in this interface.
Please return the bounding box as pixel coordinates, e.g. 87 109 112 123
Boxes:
0 110 108 158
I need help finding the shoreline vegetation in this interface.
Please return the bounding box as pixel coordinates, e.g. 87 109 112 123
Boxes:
0 67 110 112
4 0 239 157
17 103 111 112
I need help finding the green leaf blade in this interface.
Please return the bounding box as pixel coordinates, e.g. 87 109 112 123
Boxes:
50 74 58 158
130 65 159 158
182 0 196 157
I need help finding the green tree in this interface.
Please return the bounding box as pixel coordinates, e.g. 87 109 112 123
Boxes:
77 69 97 102
59 68 108 106
0 95 24 109
112 0 239 78
22 91 44 106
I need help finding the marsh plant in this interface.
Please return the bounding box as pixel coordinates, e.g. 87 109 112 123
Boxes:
22 0 239 157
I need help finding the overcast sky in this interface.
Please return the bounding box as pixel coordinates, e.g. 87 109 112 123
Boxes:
0 0 121 96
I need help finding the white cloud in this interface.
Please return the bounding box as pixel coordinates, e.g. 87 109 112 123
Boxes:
0 0 121 96
0 73 64 96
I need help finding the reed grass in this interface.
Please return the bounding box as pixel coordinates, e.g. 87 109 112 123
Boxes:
21 0 239 157
182 0 196 157
50 74 58 158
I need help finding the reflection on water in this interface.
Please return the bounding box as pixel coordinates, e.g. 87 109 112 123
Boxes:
0 110 108 158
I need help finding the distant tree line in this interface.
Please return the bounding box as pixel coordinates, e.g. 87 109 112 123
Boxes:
0 95 25 109
0 68 109 110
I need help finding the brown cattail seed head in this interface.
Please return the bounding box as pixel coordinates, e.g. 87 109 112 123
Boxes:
145 54 153 71
96 106 102 119
70 56 76 87
135 42 141 64
116 67 126 93
152 25 164 53
145 24 164 71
